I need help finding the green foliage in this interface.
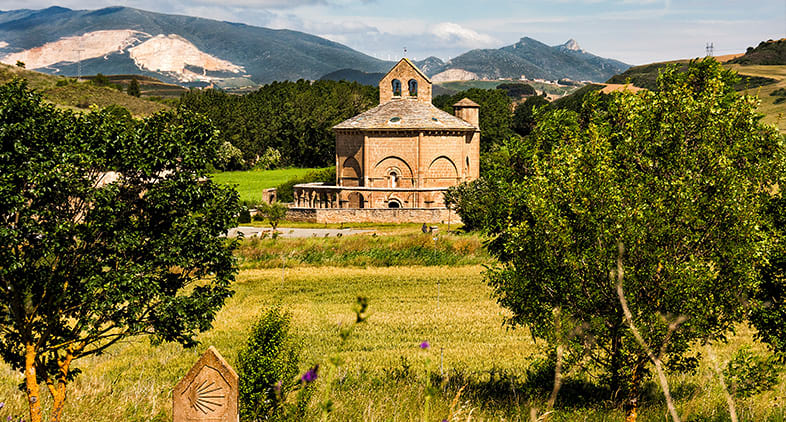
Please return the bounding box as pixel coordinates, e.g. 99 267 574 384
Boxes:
127 78 140 97
750 186 786 356
731 39 786 65
255 147 282 170
257 202 288 230
0 80 240 419
723 347 781 397
15 61 24 68
216 141 246 171
275 167 336 203
479 59 784 406
496 83 536 99
178 80 378 168
238 308 302 421
433 88 515 152
512 95 549 136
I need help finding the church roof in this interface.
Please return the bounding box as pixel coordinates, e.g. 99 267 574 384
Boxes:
453 98 480 107
334 99 477 131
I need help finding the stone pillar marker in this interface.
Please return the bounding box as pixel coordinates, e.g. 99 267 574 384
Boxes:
173 346 239 422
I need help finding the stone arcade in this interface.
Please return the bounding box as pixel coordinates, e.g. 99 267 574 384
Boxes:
291 59 480 223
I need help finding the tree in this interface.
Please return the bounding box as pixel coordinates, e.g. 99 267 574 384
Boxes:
258 201 288 231
127 78 140 97
481 59 783 418
433 88 515 152
0 80 240 422
512 95 549 136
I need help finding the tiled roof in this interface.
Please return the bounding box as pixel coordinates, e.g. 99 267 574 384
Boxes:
453 98 480 107
334 98 477 131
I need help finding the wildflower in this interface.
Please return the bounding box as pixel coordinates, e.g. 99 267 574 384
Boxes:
301 365 319 383
0 402 3 410
420 341 430 349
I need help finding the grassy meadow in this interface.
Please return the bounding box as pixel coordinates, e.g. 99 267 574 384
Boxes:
0 63 169 117
728 64 786 132
210 168 324 203
1 229 786 421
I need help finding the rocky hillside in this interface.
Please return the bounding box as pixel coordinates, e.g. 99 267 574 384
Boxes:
0 6 391 88
426 38 629 83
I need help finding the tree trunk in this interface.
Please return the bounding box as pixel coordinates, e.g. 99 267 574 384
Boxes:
609 325 622 400
624 360 644 422
48 349 75 422
24 343 43 422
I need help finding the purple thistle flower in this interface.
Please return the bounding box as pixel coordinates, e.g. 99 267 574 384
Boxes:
420 341 430 349
0 402 3 410
301 365 319 383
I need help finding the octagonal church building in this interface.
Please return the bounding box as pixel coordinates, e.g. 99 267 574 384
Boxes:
291 58 480 223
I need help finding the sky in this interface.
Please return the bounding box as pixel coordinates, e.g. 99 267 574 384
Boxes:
1 0 784 65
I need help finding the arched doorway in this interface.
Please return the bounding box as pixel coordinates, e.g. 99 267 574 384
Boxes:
347 192 364 208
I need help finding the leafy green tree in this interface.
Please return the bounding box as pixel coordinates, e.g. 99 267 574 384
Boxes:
480 59 783 417
0 81 240 422
127 78 140 97
512 95 549 136
258 201 288 231
433 88 515 152
750 181 786 355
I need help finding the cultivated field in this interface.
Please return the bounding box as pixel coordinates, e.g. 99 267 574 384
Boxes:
1 228 785 421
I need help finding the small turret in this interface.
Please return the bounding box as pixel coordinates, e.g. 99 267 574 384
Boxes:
453 98 479 127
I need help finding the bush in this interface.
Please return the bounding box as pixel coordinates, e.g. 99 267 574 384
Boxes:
258 202 288 230
238 309 303 421
275 167 335 203
724 347 781 398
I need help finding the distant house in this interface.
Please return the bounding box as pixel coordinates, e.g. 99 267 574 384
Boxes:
291 58 480 222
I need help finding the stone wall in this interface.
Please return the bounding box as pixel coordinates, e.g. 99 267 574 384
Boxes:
287 207 461 224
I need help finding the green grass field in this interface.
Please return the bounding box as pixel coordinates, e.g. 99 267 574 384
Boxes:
210 168 324 203
2 230 785 421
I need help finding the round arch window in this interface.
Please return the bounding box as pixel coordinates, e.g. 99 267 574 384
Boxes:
388 199 402 208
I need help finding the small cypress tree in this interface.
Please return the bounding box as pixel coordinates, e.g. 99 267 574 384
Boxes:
127 78 140 97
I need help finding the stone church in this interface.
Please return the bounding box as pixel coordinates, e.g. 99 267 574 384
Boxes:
291 58 480 222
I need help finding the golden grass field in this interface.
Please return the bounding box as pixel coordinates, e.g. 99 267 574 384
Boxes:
1 238 786 421
729 64 786 133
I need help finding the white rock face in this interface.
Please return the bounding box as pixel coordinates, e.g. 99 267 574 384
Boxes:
0 30 145 69
128 34 244 81
561 39 582 52
431 68 479 83
0 30 244 83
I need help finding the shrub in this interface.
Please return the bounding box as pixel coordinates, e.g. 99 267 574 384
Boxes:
275 167 335 202
238 309 302 421
724 347 781 398
258 202 288 230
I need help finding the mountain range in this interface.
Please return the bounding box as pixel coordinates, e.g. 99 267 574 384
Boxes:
0 6 629 88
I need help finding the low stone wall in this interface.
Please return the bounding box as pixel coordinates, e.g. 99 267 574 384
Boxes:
286 207 461 224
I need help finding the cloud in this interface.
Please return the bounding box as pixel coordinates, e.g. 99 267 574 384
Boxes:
430 22 497 47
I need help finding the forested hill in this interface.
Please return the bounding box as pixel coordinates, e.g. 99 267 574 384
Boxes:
178 80 378 169
729 39 786 65
0 6 391 87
